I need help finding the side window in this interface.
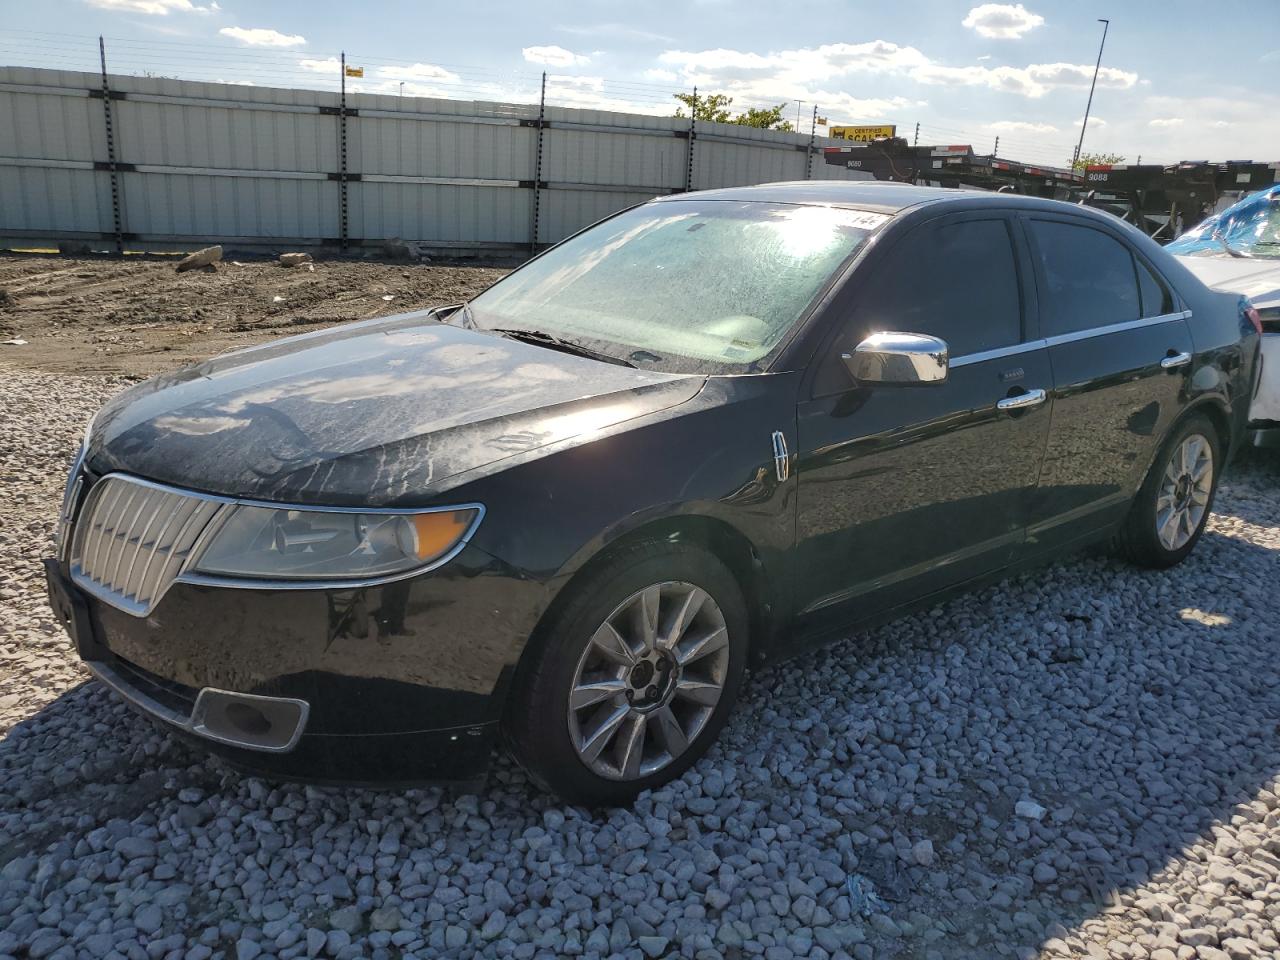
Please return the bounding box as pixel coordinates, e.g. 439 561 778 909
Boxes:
852 218 1022 357
1029 220 1140 335
1136 257 1174 317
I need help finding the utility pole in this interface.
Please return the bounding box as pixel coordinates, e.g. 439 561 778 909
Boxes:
794 100 803 129
1073 18 1110 169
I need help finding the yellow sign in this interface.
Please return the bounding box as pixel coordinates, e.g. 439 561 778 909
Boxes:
345 66 364 78
830 124 897 142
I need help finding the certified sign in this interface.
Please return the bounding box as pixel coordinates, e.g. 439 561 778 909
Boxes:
830 125 897 142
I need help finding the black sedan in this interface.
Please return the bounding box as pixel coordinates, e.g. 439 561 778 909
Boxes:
45 182 1260 805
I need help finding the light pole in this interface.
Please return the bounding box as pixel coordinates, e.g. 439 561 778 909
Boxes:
1073 18 1110 169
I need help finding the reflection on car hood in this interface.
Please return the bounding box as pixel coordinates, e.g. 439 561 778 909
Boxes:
86 311 704 505
1175 255 1280 309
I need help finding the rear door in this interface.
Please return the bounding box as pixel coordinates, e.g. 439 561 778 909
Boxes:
792 210 1054 634
1021 214 1193 555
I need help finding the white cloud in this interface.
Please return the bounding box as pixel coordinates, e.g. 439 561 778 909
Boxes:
376 63 460 83
219 26 306 47
1148 117 1184 128
643 68 679 83
298 57 340 74
986 120 1059 133
522 45 590 67
976 55 992 61
558 23 673 44
657 41 1136 102
962 4 1045 39
86 0 217 13
1076 93 1280 165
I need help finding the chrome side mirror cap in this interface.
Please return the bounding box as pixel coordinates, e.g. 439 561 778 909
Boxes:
842 332 949 386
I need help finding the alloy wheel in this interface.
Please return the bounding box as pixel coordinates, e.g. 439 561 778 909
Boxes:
1155 433 1213 551
567 580 730 781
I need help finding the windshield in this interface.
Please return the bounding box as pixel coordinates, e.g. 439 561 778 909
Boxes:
466 199 884 372
1167 187 1280 260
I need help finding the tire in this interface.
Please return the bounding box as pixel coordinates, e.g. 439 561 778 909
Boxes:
1117 413 1221 569
503 541 748 806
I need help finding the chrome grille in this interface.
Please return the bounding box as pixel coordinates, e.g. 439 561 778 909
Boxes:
69 475 230 616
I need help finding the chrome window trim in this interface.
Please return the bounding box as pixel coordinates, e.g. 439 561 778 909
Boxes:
949 340 1046 368
80 472 486 597
1042 310 1192 348
949 310 1192 368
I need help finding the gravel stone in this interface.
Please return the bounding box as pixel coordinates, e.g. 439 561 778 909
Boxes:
3 366 1280 960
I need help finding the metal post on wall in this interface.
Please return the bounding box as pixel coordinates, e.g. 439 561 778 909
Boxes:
913 122 919 146
339 52 349 253
804 105 818 179
530 71 546 253
684 86 697 193
993 136 1000 156
97 36 124 255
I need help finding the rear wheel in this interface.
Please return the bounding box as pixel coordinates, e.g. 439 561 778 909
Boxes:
504 542 747 806
1118 414 1220 568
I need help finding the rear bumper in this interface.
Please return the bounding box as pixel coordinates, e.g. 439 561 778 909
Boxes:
44 545 545 784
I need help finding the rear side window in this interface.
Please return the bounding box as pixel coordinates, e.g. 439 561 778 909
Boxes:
1029 220 1140 335
851 218 1022 357
1136 257 1174 317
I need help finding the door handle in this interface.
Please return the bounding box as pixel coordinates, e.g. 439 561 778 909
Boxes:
996 388 1047 412
1160 351 1192 370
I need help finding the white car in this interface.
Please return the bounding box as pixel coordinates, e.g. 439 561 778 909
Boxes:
1169 184 1280 446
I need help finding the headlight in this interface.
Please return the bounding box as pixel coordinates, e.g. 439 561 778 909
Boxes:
192 504 482 581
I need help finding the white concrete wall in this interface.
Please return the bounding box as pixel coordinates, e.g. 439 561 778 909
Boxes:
0 67 871 253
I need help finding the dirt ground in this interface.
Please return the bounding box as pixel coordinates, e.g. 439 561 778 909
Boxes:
0 253 510 377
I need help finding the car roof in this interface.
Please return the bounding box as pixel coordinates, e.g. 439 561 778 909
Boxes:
655 179 1107 221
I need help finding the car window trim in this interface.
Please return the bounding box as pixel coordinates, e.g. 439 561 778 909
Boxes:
949 309 1192 367
800 207 1026 398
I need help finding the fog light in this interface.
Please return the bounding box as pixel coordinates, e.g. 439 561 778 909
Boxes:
190 688 309 752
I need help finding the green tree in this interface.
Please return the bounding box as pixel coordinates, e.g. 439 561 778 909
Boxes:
674 92 794 131
1072 151 1125 172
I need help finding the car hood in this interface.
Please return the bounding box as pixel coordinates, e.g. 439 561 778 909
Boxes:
1174 255 1280 309
86 311 705 505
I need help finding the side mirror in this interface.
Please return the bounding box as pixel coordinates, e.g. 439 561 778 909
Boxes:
842 332 948 386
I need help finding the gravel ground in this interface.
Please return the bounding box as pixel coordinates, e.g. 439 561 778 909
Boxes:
3 366 1280 960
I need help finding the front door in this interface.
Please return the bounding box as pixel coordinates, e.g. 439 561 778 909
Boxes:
793 211 1053 635
1019 214 1194 555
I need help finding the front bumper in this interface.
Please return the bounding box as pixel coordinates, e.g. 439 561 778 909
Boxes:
44 541 545 784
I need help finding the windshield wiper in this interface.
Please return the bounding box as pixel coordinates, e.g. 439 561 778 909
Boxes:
1212 229 1250 259
489 327 636 367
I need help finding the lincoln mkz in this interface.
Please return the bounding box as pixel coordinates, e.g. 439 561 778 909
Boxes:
46 182 1261 804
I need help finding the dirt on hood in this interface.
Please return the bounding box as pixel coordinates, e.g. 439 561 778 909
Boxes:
0 253 511 378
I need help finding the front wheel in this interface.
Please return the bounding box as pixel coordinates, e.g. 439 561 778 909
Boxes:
504 542 748 806
1118 414 1221 568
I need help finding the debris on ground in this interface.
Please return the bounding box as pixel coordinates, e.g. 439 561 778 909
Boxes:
0 255 507 376
174 245 223 273
278 252 313 268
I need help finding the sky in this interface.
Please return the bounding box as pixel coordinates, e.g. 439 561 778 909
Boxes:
4 0 1278 168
